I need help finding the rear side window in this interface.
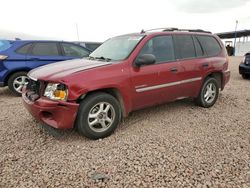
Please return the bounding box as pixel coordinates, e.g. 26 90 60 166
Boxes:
16 43 32 54
174 35 196 59
197 36 221 56
138 35 175 63
193 37 204 57
31 43 59 56
0 40 12 52
61 43 89 57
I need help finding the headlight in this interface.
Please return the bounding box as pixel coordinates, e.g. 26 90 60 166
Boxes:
44 83 68 101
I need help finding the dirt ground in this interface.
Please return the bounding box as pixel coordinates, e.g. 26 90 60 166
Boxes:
0 57 249 187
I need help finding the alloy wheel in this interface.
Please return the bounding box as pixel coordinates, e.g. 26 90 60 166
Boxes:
87 102 115 133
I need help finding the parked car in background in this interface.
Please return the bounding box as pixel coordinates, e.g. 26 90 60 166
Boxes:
22 28 230 139
239 52 250 79
0 40 91 95
74 41 102 51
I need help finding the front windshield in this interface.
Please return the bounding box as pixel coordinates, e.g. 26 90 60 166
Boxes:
89 35 144 61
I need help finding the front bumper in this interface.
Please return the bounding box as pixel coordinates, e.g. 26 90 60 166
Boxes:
239 63 250 75
222 69 230 90
22 88 79 129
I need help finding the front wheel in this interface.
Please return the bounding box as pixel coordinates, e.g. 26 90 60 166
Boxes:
195 77 219 108
76 92 121 139
8 72 29 96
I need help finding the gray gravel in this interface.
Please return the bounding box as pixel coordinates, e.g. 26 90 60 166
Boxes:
0 57 249 187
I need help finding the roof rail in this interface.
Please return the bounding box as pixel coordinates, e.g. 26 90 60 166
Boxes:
176 29 212 34
141 28 211 34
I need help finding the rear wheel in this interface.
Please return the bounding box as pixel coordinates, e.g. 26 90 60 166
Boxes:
76 92 121 139
8 72 29 96
195 77 219 108
242 74 249 79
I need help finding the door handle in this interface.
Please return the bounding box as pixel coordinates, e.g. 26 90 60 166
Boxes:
170 67 178 72
202 63 209 68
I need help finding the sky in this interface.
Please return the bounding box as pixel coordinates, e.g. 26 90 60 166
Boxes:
1 0 250 42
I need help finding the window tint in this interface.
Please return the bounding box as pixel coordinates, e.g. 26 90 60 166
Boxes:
197 36 221 56
62 43 89 57
16 43 32 54
138 35 175 63
85 43 101 51
193 37 204 57
174 35 196 59
31 43 59 56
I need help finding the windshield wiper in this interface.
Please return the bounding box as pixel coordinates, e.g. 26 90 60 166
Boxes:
88 56 112 62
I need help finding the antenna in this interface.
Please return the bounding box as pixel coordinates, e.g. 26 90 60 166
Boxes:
76 23 80 41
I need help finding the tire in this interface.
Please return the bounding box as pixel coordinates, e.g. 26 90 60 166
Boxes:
195 77 219 108
7 72 29 96
242 74 249 79
76 92 121 139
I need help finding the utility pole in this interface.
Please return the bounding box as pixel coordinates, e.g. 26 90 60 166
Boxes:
233 20 238 56
76 23 80 41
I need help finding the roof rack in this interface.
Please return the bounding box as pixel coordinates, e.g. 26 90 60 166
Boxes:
141 28 211 34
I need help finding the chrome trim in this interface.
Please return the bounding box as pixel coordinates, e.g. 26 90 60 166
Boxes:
136 77 202 93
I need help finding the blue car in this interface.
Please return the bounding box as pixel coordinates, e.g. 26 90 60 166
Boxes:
0 40 91 95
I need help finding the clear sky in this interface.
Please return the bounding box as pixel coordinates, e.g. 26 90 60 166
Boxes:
1 0 250 42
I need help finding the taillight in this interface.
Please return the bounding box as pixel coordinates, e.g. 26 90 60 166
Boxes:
0 55 8 60
245 55 250 65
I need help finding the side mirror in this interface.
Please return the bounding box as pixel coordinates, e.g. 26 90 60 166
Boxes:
135 54 156 67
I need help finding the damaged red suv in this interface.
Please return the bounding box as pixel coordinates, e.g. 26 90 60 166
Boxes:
22 28 230 139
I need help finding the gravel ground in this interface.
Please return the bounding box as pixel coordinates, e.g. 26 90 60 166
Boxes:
0 57 249 187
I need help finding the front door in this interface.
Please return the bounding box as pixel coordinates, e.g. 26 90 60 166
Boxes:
130 35 181 110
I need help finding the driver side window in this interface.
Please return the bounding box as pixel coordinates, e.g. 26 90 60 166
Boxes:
138 35 175 64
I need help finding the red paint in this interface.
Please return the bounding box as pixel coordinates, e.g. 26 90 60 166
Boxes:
22 31 230 129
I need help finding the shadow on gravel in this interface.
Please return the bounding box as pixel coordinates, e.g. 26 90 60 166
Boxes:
0 88 16 98
119 98 195 130
38 123 79 140
35 98 195 141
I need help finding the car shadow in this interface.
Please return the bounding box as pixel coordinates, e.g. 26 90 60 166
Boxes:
0 88 16 98
34 98 196 142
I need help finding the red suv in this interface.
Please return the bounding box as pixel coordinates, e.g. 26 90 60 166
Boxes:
22 28 230 139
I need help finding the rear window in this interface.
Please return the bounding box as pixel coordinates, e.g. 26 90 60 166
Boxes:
0 40 12 52
197 36 221 56
174 35 196 59
193 37 204 57
31 43 59 56
16 43 32 54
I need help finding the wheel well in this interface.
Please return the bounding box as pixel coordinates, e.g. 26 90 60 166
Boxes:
206 72 222 89
77 88 126 118
3 70 30 86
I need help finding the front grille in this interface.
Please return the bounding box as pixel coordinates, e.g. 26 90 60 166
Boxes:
26 79 41 101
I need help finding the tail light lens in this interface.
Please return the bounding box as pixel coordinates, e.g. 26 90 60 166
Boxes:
0 55 8 60
245 55 250 65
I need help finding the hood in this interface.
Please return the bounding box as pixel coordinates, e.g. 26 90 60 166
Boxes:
28 58 112 81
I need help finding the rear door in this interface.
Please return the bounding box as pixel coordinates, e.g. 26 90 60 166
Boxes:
25 42 64 68
173 34 204 98
130 35 181 110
